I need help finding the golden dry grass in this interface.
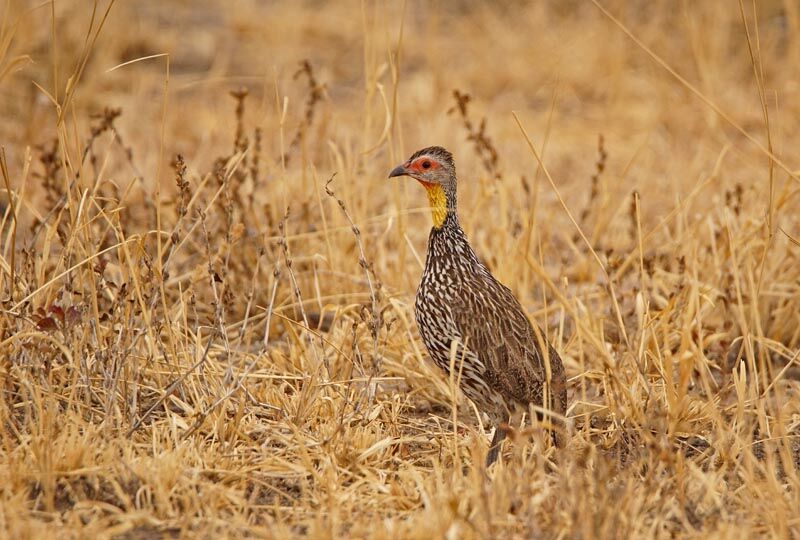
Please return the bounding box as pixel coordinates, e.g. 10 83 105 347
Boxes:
1 0 799 537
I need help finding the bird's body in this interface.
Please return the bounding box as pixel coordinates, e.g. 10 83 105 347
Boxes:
390 146 567 465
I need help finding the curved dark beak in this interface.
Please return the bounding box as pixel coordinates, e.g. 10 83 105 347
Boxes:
388 164 409 179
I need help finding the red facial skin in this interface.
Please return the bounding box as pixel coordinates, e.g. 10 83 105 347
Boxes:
407 157 441 188
407 157 441 172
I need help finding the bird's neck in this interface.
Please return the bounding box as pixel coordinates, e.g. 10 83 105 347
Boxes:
420 182 457 229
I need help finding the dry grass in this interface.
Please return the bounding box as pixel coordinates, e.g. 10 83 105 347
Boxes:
1 0 799 537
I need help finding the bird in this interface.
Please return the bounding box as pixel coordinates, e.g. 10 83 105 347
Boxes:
389 146 567 466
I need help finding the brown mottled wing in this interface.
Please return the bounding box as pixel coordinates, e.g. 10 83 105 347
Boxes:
451 276 566 416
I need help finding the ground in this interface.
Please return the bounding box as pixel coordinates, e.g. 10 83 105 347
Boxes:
0 0 799 538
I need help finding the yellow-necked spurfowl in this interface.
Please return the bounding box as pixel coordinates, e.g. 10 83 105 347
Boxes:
389 146 567 466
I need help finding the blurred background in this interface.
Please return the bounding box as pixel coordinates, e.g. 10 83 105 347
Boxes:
2 0 798 291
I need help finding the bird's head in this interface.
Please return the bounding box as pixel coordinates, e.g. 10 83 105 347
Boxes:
389 146 457 228
388 146 456 187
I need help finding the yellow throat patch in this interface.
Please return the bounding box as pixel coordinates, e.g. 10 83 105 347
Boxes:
421 182 447 228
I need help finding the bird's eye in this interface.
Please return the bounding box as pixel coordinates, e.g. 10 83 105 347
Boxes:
422 160 431 169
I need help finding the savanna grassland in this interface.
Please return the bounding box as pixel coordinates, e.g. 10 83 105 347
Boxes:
1 0 799 538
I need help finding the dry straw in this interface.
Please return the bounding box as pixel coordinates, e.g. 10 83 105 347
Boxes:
0 1 798 537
